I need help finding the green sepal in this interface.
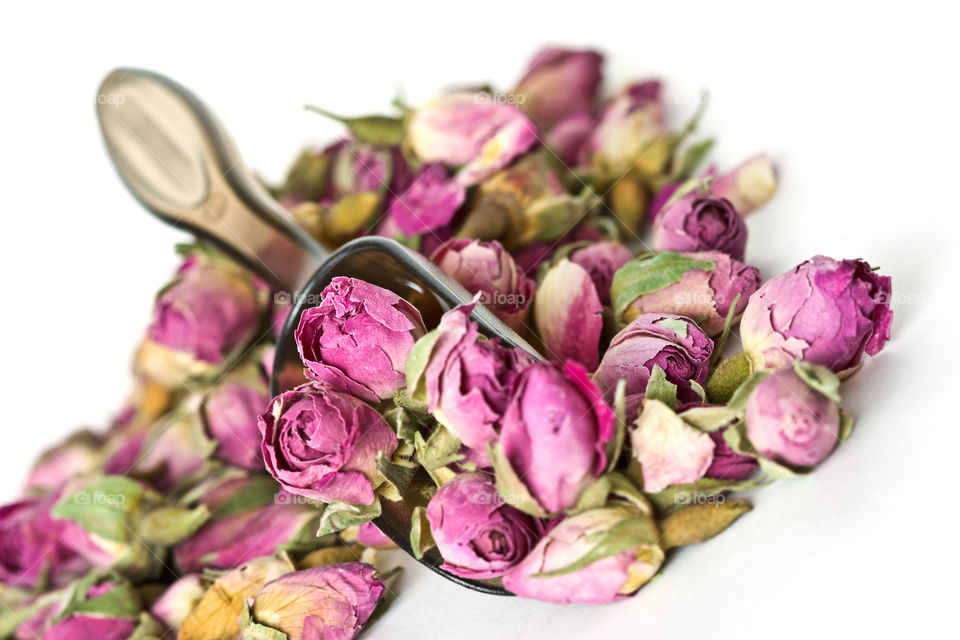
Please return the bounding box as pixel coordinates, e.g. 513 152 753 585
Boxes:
305 106 405 146
793 361 841 403
644 365 677 409
205 474 285 519
678 405 740 432
414 427 463 486
58 578 141 621
487 442 549 518
532 514 659 578
716 358 765 408
710 292 741 366
838 410 855 442
409 505 435 560
138 505 210 546
52 476 152 542
605 380 627 472
404 329 441 404
240 598 288 640
573 472 653 515
669 138 714 182
611 252 716 318
689 380 707 403
316 500 381 537
648 475 770 515
723 421 808 479
129 612 167 640
376 443 418 501
654 316 689 338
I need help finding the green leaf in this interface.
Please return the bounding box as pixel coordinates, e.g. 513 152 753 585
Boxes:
606 380 628 472
670 138 715 181
51 476 148 542
710 292 741 366
689 380 706 403
206 474 284 519
317 500 381 537
305 106 405 146
659 499 752 550
62 582 141 620
793 360 841 403
644 365 677 409
376 444 418 500
611 252 716 318
409 505 435 560
138 505 210 546
533 515 659 578
654 316 689 338
414 427 463 486
404 329 441 403
487 442 549 518
838 410 855 442
709 354 761 406
678 405 739 432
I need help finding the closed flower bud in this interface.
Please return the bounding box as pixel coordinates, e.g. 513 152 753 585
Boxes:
740 255 892 372
24 430 103 494
535 259 604 371
653 193 748 260
568 241 634 305
710 153 778 215
514 48 604 130
150 573 205 633
630 400 715 493
426 472 543 579
296 277 426 402
387 163 466 235
202 367 270 470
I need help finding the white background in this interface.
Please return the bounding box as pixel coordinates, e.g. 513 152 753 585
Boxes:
2 1 958 638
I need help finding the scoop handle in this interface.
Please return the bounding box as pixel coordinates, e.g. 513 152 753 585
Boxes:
96 68 325 291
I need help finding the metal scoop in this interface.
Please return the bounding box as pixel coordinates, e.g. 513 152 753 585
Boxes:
96 68 539 595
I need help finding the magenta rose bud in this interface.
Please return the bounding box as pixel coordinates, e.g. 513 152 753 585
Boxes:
653 193 748 260
613 251 762 336
582 80 665 170
148 254 266 364
500 361 615 513
568 241 634 305
356 522 396 549
150 573 205 632
431 239 535 333
296 277 426 402
420 304 530 464
259 383 398 505
535 259 604 371
426 473 542 579
248 563 384 640
710 153 779 215
407 92 537 187
545 111 594 166
25 430 103 494
740 255 893 372
745 368 841 467
502 506 663 603
514 47 603 129
387 163 466 235
43 581 139 640
0 494 90 588
203 375 270 470
706 429 760 480
593 314 713 420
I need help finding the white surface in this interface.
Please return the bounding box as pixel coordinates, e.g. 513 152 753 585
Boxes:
1 1 957 637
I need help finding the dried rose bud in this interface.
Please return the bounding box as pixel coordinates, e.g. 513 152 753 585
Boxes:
24 430 103 494
593 314 713 419
407 92 537 187
426 473 543 579
259 383 398 505
202 368 270 470
173 476 321 572
745 368 840 467
502 506 663 603
545 111 593 166
612 251 762 336
248 563 384 640
412 304 530 465
42 580 141 640
296 277 426 402
653 193 748 260
740 255 892 372
582 80 668 173
148 252 267 365
431 239 536 332
386 163 466 235
150 573 206 633
710 153 778 215
631 400 716 492
514 47 604 129
356 521 396 549
568 241 634 305
498 362 615 514
535 259 604 371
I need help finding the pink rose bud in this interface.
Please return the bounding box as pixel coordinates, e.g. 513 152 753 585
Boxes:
535 259 604 371
259 383 398 505
514 47 604 130
706 429 760 480
740 255 892 372
148 253 266 365
426 473 543 579
356 521 396 549
150 573 205 633
545 111 594 166
593 314 713 420
24 430 103 494
408 92 538 187
295 277 426 402
709 153 779 215
568 241 634 305
431 239 536 333
43 581 139 640
500 362 615 513
582 80 665 170
612 251 762 336
420 304 531 465
173 476 321 572
387 163 466 235
653 193 748 260
0 493 91 588
502 506 664 603
745 368 840 467
631 400 716 492
248 563 384 640
202 372 270 470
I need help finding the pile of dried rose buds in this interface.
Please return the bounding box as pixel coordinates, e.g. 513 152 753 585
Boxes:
0 47 892 639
